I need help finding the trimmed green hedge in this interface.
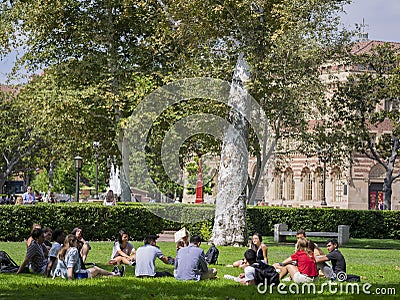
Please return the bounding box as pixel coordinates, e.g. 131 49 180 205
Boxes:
247 207 400 239
0 203 399 241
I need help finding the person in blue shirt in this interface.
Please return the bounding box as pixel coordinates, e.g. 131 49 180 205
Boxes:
174 235 217 281
22 186 35 204
135 235 173 278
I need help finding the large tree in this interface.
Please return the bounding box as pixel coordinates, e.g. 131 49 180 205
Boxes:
156 0 351 245
329 43 400 210
0 0 171 200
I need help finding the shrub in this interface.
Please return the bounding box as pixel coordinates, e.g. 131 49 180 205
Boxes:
1 203 399 241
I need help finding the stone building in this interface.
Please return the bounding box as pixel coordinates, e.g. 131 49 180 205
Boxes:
259 40 400 210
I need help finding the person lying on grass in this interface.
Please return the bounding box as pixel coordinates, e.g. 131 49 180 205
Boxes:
53 234 124 280
107 229 136 266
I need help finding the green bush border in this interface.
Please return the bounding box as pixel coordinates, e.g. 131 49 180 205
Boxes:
0 203 399 241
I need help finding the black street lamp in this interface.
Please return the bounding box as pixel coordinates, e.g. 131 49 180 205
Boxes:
318 148 331 206
93 142 100 199
74 156 83 202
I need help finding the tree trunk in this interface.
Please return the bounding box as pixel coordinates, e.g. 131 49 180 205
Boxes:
117 131 132 202
210 54 250 246
383 137 399 210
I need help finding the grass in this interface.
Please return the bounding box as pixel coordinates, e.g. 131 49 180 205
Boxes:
1 238 400 299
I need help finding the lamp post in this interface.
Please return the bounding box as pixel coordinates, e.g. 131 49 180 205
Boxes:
74 156 83 202
93 142 100 199
318 148 330 206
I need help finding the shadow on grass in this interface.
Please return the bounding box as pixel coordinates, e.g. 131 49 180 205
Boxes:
1 274 399 300
264 236 400 250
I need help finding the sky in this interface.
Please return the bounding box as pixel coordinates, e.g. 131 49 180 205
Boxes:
1 0 400 84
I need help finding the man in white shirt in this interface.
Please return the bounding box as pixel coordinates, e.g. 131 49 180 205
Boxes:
46 229 66 277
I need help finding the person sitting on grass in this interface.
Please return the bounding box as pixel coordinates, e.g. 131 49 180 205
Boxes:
107 229 136 266
174 235 217 281
292 229 335 280
26 223 42 248
231 233 268 268
135 234 173 278
273 237 318 283
224 249 258 285
53 234 124 280
315 238 346 276
71 227 91 263
46 229 66 277
17 228 48 275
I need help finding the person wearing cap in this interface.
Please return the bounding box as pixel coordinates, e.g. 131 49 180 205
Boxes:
135 235 173 278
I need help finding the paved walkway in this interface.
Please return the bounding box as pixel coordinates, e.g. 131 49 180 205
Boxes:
157 230 176 242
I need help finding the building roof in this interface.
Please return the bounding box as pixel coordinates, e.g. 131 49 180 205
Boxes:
351 40 400 55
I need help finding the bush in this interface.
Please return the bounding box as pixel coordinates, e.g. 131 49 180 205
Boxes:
1 203 399 241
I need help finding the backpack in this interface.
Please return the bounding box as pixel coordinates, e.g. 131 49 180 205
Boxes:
0 250 28 273
251 262 280 286
205 244 219 265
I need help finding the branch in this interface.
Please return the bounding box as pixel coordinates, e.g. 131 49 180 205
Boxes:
156 0 181 28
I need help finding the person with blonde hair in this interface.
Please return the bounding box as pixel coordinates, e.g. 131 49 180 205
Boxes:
274 237 318 283
54 234 124 279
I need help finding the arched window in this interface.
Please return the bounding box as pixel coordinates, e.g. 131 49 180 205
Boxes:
302 168 312 201
332 168 342 202
274 171 283 200
315 167 323 202
285 168 295 201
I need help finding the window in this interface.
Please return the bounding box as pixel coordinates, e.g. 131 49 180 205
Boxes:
302 168 312 201
274 172 283 200
285 168 295 201
315 168 323 202
332 169 343 202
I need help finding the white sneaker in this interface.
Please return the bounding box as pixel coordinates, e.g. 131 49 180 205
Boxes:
224 274 240 282
281 277 291 282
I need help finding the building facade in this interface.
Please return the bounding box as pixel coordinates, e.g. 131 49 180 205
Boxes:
258 40 400 210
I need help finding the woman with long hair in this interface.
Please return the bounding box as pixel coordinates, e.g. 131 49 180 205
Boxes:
54 234 124 279
107 230 136 266
274 237 318 283
71 227 90 263
231 233 268 268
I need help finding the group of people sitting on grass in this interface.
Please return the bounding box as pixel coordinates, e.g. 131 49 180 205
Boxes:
16 223 347 284
17 223 124 279
16 224 218 281
224 230 347 285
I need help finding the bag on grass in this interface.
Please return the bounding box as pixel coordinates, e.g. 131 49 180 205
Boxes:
0 250 28 273
251 262 280 286
205 244 219 265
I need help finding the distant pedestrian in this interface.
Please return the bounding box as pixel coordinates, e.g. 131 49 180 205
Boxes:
103 190 117 206
22 186 35 204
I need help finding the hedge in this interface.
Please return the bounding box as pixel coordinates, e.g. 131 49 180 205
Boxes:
0 203 399 241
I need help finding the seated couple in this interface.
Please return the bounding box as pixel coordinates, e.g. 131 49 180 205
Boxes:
273 236 346 283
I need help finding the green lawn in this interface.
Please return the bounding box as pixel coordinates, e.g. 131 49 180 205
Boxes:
1 238 399 299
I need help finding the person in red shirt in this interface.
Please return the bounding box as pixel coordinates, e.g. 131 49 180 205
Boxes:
276 237 318 283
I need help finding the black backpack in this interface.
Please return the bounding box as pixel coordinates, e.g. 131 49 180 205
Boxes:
205 244 219 265
251 262 280 286
0 250 28 273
